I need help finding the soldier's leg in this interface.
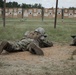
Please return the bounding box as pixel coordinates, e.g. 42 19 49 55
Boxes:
0 38 34 54
27 42 44 55
5 42 23 52
0 40 26 54
0 41 23 54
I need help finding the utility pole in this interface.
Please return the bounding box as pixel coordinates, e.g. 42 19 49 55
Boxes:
3 0 6 27
54 0 58 28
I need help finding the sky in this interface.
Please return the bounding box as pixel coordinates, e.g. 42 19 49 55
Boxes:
6 0 76 8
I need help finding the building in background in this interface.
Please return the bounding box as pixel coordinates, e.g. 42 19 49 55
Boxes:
0 7 76 19
13 8 18 18
64 8 69 18
74 9 76 18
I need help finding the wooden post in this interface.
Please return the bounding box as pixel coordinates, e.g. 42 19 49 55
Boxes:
61 7 64 22
3 0 6 27
42 7 44 21
22 7 24 19
54 0 58 28
62 7 64 21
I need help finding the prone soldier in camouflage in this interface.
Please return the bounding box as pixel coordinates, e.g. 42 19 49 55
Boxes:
70 35 76 56
0 27 53 55
34 27 53 48
70 35 76 46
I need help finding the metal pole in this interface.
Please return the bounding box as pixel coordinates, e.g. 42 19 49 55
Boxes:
54 0 58 28
3 0 6 27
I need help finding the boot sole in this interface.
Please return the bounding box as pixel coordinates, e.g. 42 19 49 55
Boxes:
0 41 8 54
29 43 44 55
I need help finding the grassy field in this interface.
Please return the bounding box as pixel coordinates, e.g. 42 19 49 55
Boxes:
0 18 76 44
0 18 76 75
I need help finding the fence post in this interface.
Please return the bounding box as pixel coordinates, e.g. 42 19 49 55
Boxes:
3 0 6 27
54 0 58 28
42 7 44 21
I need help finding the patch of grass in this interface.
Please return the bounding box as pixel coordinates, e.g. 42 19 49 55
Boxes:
0 18 76 44
0 62 3 67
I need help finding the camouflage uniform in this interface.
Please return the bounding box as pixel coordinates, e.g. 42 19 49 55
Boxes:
70 36 76 46
34 27 53 48
73 37 76 45
70 36 76 57
0 27 53 55
4 31 35 52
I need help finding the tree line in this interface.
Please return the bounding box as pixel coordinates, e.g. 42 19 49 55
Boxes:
69 7 76 10
0 0 43 8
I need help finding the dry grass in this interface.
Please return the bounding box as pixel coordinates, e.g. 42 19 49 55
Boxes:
0 18 76 75
0 44 76 75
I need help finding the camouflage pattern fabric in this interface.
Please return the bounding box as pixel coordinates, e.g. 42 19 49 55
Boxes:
5 27 53 52
33 27 53 47
0 27 53 55
5 31 35 52
70 36 76 46
11 38 33 51
73 37 76 44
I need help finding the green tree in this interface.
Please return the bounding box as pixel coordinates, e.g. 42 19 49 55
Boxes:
6 1 20 8
6 2 13 8
0 0 4 8
33 3 38 8
2 1 43 8
12 1 19 7
32 3 42 8
22 3 29 8
38 4 42 8
69 7 76 9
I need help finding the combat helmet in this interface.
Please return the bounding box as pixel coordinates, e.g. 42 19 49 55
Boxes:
35 27 45 35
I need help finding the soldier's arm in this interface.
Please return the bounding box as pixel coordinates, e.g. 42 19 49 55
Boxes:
41 40 53 47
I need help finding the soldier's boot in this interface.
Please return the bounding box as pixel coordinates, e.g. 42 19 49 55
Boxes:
28 43 44 55
0 41 9 54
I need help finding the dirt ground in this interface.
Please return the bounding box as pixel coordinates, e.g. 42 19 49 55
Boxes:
0 44 76 75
